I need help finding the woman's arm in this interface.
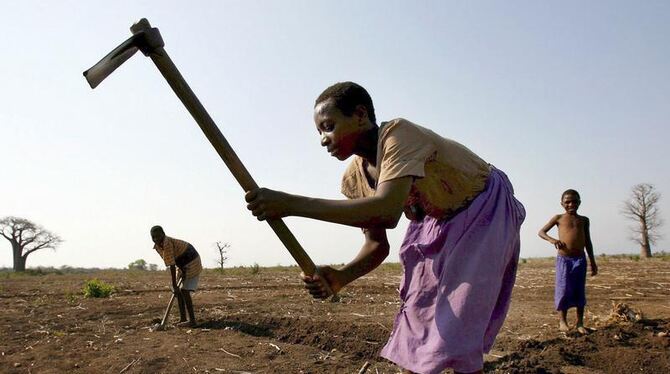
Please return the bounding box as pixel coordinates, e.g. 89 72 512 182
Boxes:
246 176 413 229
302 227 390 299
338 227 390 285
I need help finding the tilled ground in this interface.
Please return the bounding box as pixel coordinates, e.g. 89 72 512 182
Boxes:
0 258 668 373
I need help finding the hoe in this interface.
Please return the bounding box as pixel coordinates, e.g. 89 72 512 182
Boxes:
84 18 335 299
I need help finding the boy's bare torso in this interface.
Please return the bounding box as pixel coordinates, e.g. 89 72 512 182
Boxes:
556 213 587 257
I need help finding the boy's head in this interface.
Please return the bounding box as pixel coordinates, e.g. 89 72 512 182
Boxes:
150 225 165 245
561 189 581 214
313 82 377 160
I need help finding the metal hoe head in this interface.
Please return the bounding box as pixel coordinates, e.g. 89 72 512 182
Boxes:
83 18 163 89
149 322 166 332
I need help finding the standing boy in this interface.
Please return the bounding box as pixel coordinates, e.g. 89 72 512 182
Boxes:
150 225 202 327
539 189 598 333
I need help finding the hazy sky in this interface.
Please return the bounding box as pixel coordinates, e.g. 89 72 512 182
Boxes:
1 1 668 269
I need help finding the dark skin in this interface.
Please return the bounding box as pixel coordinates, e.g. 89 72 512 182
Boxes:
151 229 196 326
245 100 482 374
538 193 597 334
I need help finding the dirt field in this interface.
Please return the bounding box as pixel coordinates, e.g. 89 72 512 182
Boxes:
1 258 668 373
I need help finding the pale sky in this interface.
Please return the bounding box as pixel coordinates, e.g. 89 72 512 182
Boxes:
1 1 668 269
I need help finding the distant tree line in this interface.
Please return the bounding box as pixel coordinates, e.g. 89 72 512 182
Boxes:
1 183 664 273
128 259 158 271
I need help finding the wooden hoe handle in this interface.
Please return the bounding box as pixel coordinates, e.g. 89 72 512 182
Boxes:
127 19 335 298
160 277 183 326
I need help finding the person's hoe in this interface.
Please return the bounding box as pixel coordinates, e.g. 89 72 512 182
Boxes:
84 19 337 301
150 277 183 332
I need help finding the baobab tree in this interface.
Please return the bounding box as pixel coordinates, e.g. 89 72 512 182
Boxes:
0 216 63 271
621 184 663 258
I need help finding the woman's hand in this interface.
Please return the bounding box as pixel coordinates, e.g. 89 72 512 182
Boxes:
245 188 293 221
301 266 345 299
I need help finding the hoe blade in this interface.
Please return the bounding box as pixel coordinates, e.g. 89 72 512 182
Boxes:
83 35 140 89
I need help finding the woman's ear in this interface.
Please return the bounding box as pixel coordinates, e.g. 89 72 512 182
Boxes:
354 104 368 125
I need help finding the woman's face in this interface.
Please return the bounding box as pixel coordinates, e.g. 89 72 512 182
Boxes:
313 99 363 161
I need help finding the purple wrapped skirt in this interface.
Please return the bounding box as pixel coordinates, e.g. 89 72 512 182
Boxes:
554 254 587 311
380 167 525 373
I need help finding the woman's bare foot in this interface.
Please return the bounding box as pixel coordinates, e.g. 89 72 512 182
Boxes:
576 325 587 335
559 320 570 332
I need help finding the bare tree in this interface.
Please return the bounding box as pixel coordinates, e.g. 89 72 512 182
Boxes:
0 216 63 271
215 241 230 271
621 184 663 258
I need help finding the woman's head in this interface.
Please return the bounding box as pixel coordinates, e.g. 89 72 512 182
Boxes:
314 82 377 160
314 81 376 124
